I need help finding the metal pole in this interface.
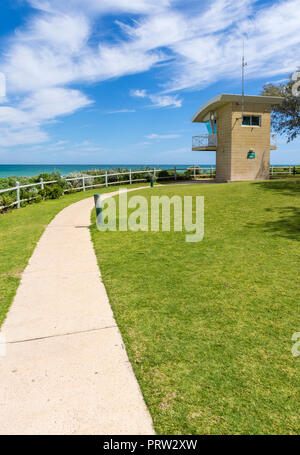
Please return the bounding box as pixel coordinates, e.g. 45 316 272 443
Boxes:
242 38 245 119
94 193 103 226
16 181 20 209
150 176 154 187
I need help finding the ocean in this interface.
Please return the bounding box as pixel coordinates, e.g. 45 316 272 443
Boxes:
0 164 215 178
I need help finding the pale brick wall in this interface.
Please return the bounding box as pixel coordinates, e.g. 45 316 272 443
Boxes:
215 101 271 181
216 103 232 181
230 102 271 181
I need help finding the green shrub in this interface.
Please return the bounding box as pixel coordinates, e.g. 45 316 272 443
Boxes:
35 171 67 190
38 189 47 199
49 185 64 199
34 195 43 204
157 170 170 178
44 185 64 199
66 172 92 189
93 176 105 186
0 194 15 208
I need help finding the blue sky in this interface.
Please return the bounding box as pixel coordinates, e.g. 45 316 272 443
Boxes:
0 0 299 165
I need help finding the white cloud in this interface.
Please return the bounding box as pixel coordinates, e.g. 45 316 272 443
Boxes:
0 88 91 147
0 0 299 148
0 106 30 126
0 88 91 128
20 88 92 121
130 89 148 98
148 93 182 108
131 89 182 108
23 13 90 52
3 13 163 94
116 11 188 50
164 0 300 91
146 133 181 139
0 127 48 147
107 109 136 114
28 0 171 15
0 8 164 147
3 14 90 93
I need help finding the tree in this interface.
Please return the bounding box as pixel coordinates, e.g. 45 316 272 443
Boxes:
261 74 300 142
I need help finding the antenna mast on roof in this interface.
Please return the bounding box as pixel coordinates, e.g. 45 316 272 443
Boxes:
242 37 247 119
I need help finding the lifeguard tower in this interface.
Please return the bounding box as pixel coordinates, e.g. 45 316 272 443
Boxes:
191 94 283 181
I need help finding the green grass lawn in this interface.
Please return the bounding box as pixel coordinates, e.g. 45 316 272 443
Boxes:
90 179 300 435
0 184 144 327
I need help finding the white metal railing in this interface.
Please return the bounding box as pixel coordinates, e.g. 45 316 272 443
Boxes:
0 169 165 211
192 134 217 149
0 166 177 210
192 133 277 148
270 133 277 147
0 167 212 211
270 165 299 177
1 164 298 211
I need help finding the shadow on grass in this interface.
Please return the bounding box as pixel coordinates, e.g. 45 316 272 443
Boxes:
248 206 300 241
251 178 300 196
248 180 300 241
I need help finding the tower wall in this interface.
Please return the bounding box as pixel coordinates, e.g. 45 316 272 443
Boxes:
230 102 271 181
215 103 233 181
215 102 272 181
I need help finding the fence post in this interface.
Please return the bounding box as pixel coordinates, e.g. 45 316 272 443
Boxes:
293 166 296 175
129 169 132 185
210 166 213 178
105 171 108 187
16 181 20 209
82 176 86 191
271 166 273 176
289 166 291 175
40 177 44 190
174 166 177 181
193 166 196 179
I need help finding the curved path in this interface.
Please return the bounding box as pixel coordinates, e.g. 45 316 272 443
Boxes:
0 187 154 435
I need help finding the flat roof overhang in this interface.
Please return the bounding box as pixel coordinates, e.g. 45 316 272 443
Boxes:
192 146 217 151
191 94 284 123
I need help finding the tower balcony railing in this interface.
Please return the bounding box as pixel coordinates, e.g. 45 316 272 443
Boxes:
270 133 277 148
192 134 217 150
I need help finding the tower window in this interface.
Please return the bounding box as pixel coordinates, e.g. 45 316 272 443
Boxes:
242 115 261 126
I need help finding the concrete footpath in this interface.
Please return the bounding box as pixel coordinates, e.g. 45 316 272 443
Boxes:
0 187 155 435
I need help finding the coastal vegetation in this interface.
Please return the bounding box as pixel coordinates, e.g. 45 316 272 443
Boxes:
0 168 192 212
1 166 299 213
